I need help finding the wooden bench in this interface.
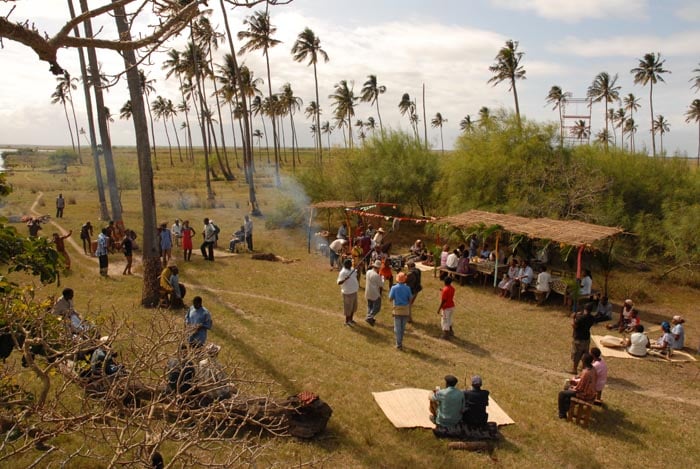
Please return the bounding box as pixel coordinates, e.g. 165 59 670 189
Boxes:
567 397 594 427
434 267 478 286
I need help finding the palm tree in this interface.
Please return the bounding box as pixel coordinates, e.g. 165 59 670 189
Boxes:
595 129 612 145
478 106 492 128
238 10 282 186
488 39 526 127
459 115 474 133
321 120 333 156
652 114 670 156
685 99 700 162
631 52 670 156
280 83 303 169
615 108 627 150
58 75 83 163
365 116 377 135
251 95 270 163
329 80 358 149
163 48 194 162
103 106 115 139
138 70 159 167
291 27 328 164
152 96 175 166
398 93 419 140
431 112 448 154
623 93 641 152
50 80 77 154
119 100 132 120
571 119 590 144
624 118 637 150
546 85 571 144
690 63 700 93
253 129 263 154
360 74 387 133
587 72 621 151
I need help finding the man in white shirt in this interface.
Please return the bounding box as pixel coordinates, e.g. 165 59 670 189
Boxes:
171 219 182 247
445 249 459 271
337 259 359 326
579 269 593 296
364 260 384 326
535 266 552 305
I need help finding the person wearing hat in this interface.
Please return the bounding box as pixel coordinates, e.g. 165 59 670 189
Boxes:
338 258 359 326
372 227 385 248
463 375 490 429
364 259 384 326
389 272 412 349
437 277 456 339
670 316 685 350
429 375 465 432
650 321 674 354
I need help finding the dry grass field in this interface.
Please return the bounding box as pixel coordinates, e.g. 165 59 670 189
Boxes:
1 149 699 468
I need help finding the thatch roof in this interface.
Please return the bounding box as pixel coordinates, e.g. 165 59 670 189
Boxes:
309 201 362 209
433 210 623 247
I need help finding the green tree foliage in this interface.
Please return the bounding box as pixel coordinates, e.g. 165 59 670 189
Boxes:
298 131 439 216
48 149 79 167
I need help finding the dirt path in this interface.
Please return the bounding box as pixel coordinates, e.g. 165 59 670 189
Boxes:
32 192 700 408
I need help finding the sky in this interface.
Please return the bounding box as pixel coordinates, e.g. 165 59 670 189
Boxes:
1 0 699 156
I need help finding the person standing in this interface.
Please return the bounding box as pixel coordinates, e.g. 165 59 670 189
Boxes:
185 296 212 347
364 260 384 326
570 304 595 374
244 215 254 252
337 258 359 326
181 220 194 261
122 230 133 275
336 221 348 241
171 219 182 248
160 222 173 267
328 238 348 271
51 230 72 269
200 218 216 261
56 193 65 218
28 218 42 237
437 277 456 339
405 261 422 323
80 221 93 255
389 272 412 350
96 227 110 277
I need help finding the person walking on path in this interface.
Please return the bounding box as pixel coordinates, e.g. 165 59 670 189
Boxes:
389 272 412 350
51 230 72 269
185 296 212 347
244 215 254 252
200 218 216 261
181 220 194 261
80 221 93 255
96 227 110 277
337 258 359 326
56 193 65 218
364 260 384 326
437 277 456 339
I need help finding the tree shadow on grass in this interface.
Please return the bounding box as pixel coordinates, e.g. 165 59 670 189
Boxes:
588 406 647 445
606 376 643 391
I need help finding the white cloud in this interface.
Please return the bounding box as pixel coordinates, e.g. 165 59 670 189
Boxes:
491 0 648 22
549 31 700 58
675 1 700 22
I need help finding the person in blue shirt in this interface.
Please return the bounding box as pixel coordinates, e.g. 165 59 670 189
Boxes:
389 272 412 350
430 374 465 431
185 296 212 347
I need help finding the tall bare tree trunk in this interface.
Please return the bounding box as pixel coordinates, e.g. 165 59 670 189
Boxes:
112 2 160 306
80 0 121 223
68 0 108 220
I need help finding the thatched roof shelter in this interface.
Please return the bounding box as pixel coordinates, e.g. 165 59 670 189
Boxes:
432 210 623 247
308 201 362 209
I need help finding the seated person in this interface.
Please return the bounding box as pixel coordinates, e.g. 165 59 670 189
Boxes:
445 249 459 272
52 288 92 337
498 260 519 298
558 353 597 418
671 315 685 350
592 295 613 323
456 251 471 275
609 299 634 332
623 309 640 333
511 260 534 296
463 375 489 429
409 239 426 259
626 324 649 357
228 225 245 252
650 321 674 354
590 347 607 400
160 264 185 307
535 266 552 305
579 269 593 296
429 375 465 433
480 244 491 260
90 345 122 377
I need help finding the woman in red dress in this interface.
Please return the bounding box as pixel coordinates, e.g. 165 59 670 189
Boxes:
181 220 195 261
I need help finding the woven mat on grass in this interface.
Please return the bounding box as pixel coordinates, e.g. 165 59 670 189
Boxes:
591 335 696 362
372 388 515 429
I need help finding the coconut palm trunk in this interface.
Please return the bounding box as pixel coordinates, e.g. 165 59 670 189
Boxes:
67 0 108 219
65 79 83 164
80 0 120 222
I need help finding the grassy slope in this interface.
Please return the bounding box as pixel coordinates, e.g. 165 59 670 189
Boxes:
2 150 699 468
